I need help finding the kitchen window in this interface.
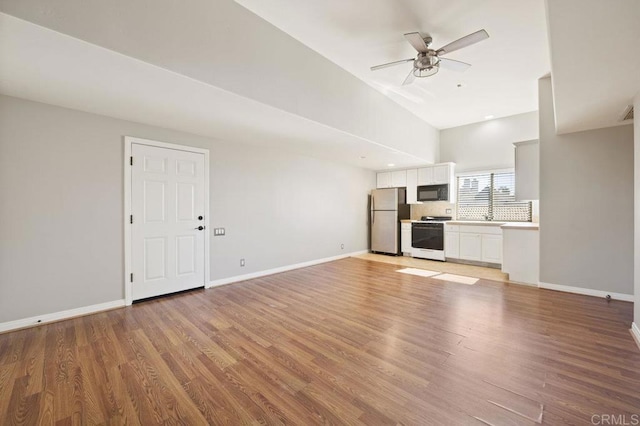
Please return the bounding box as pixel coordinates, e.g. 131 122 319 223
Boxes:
457 171 532 221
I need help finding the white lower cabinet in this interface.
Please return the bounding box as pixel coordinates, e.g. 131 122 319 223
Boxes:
459 233 482 261
401 223 412 254
501 228 539 284
481 234 502 263
445 224 503 264
444 231 459 258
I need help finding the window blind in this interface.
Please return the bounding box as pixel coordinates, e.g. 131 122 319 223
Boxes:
457 171 531 222
457 174 491 220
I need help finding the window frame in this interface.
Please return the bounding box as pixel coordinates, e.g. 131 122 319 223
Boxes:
455 168 532 222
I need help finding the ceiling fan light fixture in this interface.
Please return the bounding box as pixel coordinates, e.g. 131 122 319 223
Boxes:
413 66 439 78
370 28 488 85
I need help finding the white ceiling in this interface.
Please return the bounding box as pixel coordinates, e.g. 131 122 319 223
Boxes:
234 0 551 129
0 13 426 170
1 0 635 174
546 0 640 134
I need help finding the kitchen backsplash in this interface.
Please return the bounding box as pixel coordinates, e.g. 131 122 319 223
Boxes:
411 202 456 220
410 201 539 222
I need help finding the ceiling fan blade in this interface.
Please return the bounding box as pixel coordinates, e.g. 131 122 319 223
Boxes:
438 57 471 72
402 69 416 86
404 32 428 53
370 58 414 71
436 29 489 55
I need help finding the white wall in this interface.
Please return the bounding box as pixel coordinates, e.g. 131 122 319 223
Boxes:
0 95 374 324
0 0 439 163
439 112 538 172
539 77 634 295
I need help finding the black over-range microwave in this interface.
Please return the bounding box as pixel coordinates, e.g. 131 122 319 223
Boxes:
417 184 449 202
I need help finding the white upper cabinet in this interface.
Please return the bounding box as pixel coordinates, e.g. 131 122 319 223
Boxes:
378 163 455 202
406 169 418 204
391 170 407 188
415 163 456 202
377 170 407 188
376 172 391 188
432 164 450 184
417 167 433 185
514 140 539 200
417 163 453 185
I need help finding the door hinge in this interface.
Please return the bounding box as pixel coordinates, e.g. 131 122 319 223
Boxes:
130 215 133 224
130 156 133 166
130 273 133 282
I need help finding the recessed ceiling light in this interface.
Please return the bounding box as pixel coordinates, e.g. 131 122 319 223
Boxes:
484 115 494 120
387 163 395 167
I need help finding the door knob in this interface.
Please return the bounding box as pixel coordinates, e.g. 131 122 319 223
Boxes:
198 216 203 220
195 226 205 231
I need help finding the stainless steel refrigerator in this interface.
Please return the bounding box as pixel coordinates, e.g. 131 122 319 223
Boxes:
370 188 410 255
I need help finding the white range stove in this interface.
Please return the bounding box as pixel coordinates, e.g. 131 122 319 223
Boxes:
411 216 452 261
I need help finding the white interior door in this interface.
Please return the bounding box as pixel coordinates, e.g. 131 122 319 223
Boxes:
131 143 205 300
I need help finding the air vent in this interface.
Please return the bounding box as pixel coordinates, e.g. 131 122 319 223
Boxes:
621 105 634 121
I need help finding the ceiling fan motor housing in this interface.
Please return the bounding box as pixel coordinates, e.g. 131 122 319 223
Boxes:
415 51 439 70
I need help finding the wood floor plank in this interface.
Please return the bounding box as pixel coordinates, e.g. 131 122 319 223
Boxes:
124 329 209 424
4 375 41 426
103 365 141 426
0 257 639 424
0 362 19 419
17 327 46 397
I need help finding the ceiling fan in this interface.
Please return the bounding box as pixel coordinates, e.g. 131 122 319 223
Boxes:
370 29 489 85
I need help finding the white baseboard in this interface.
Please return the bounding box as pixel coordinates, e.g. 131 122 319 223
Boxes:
538 282 634 302
0 299 126 334
631 323 640 351
506 279 539 288
207 250 369 288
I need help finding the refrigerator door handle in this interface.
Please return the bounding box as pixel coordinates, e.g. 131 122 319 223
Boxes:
372 196 375 211
371 209 375 224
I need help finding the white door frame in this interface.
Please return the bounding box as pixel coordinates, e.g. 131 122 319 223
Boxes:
123 136 210 305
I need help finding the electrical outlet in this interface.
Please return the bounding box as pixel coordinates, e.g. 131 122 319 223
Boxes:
446 208 452 214
341 243 344 250
240 258 245 267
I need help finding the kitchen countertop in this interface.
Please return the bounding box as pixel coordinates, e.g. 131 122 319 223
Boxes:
500 222 540 230
401 219 539 230
447 220 506 226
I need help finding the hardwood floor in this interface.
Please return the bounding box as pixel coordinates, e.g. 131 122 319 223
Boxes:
1 257 639 424
356 252 510 282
